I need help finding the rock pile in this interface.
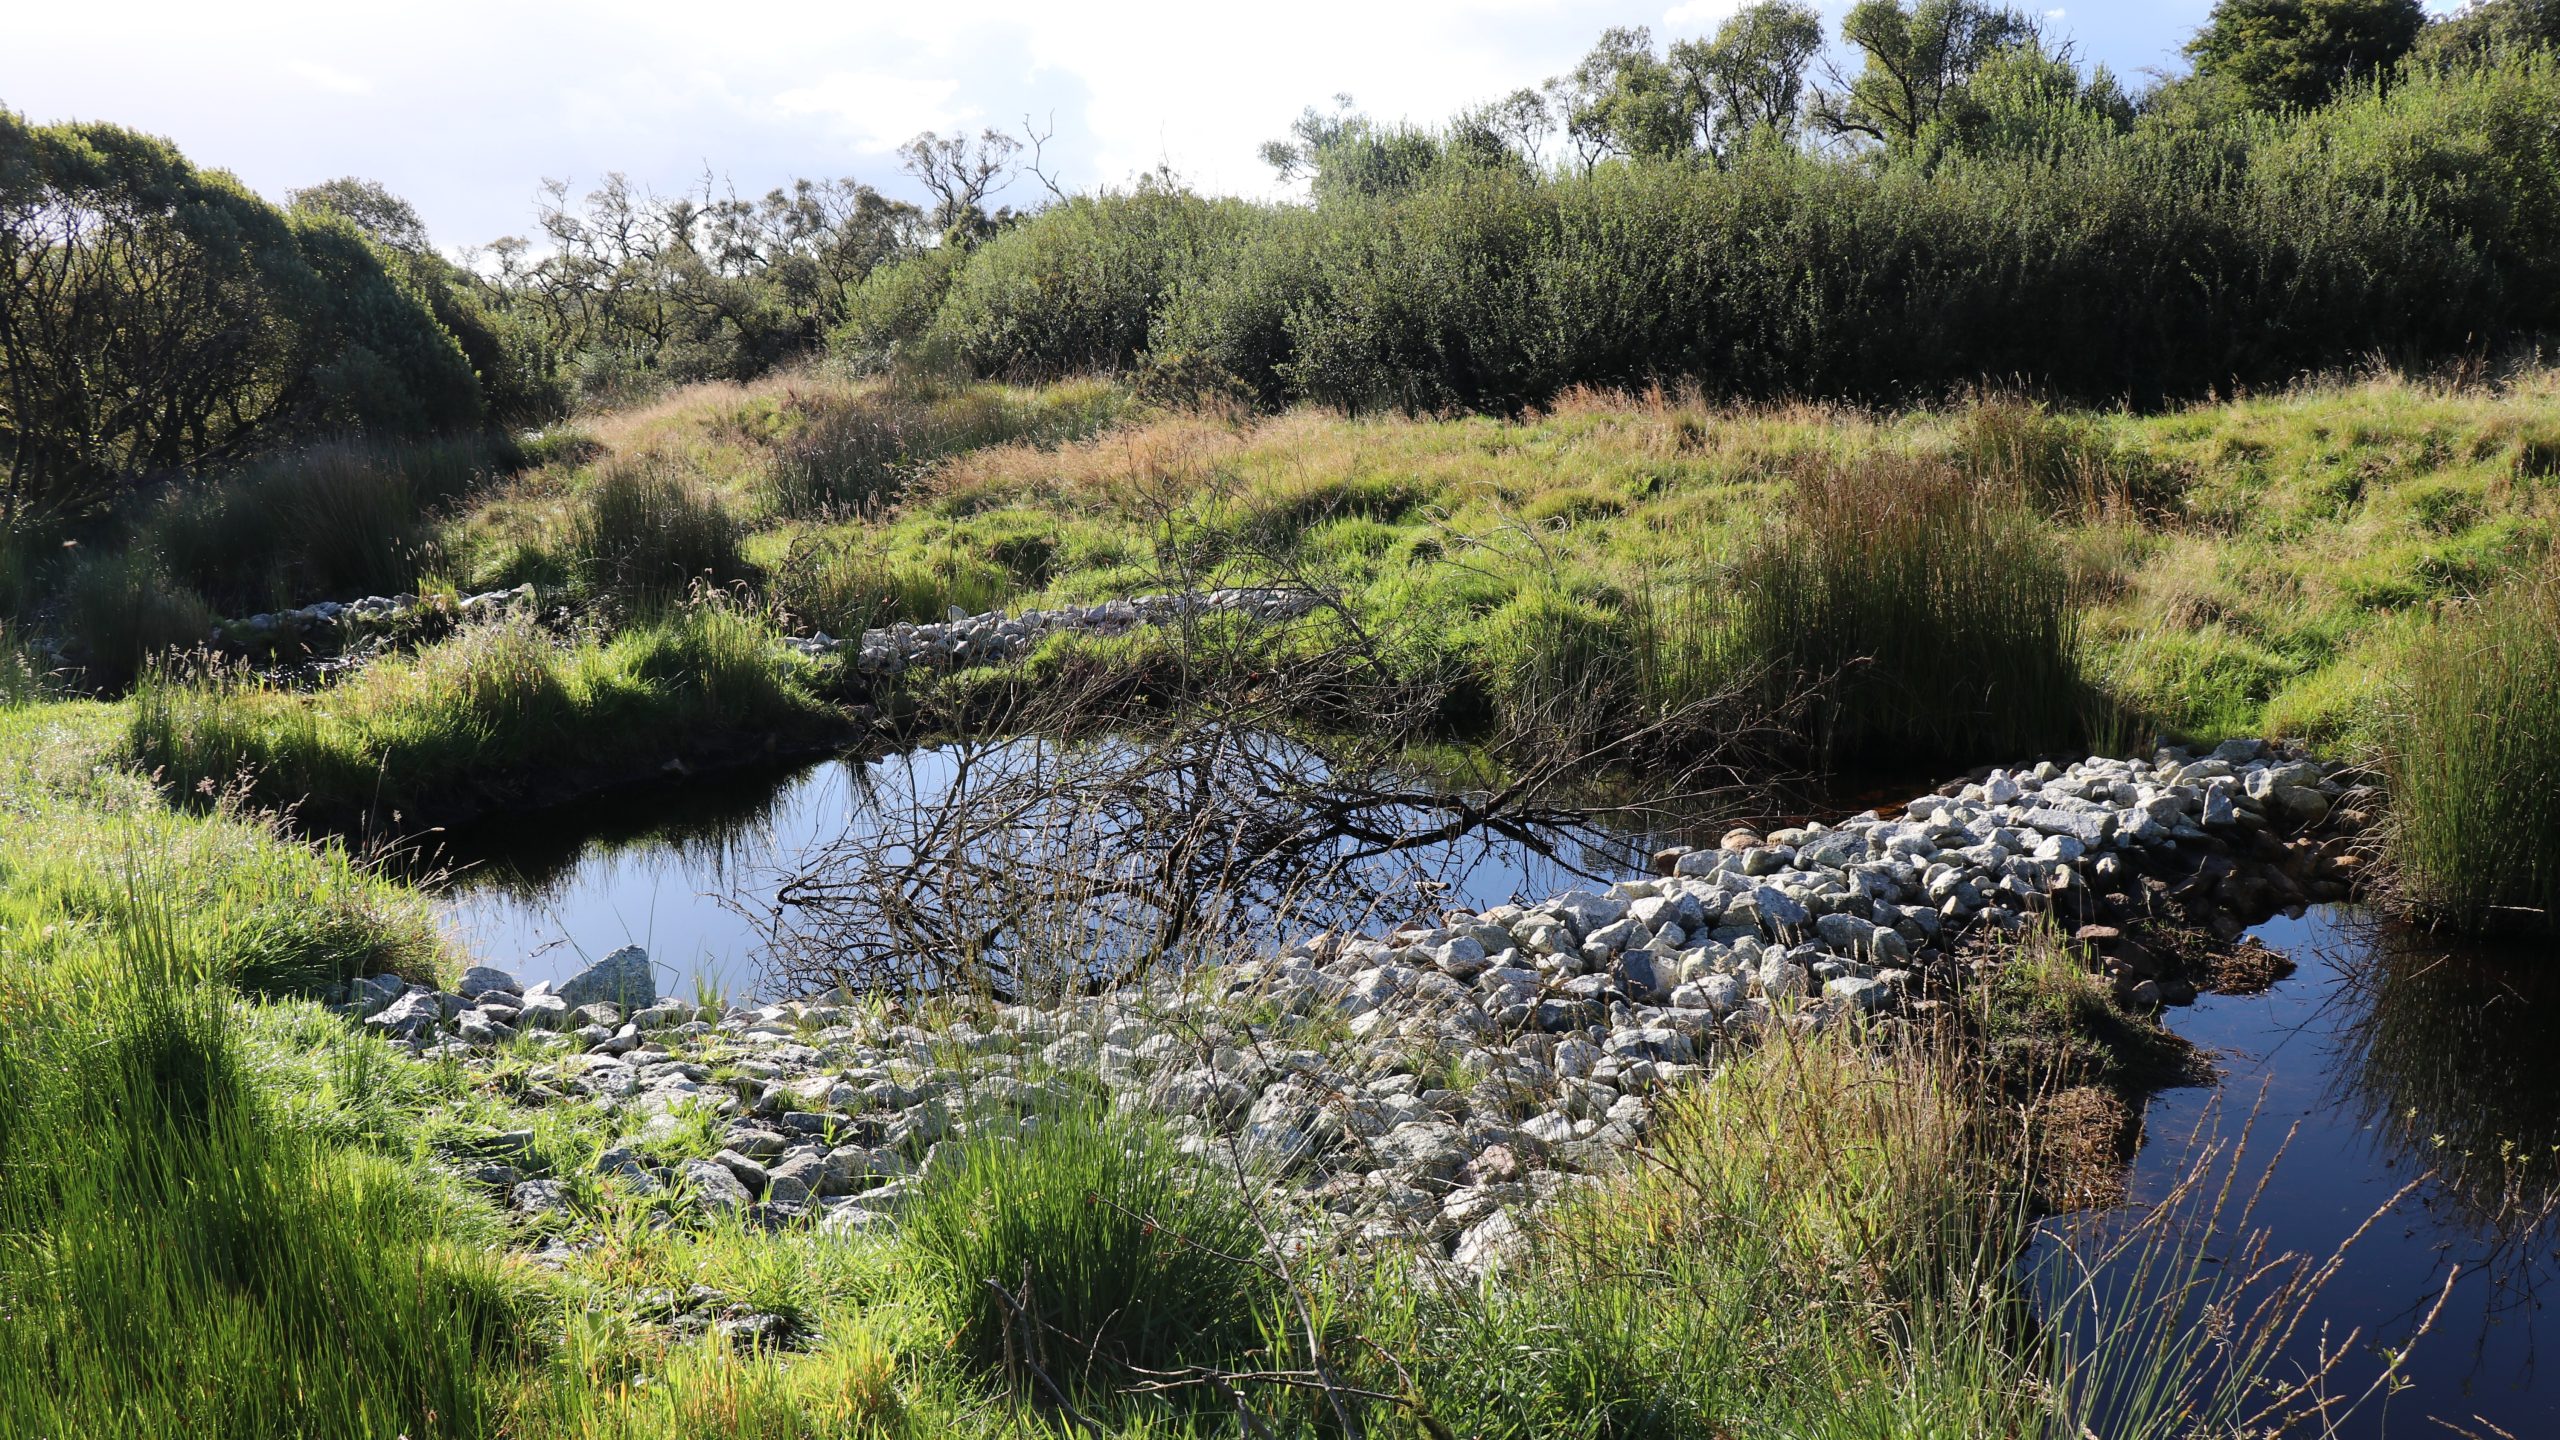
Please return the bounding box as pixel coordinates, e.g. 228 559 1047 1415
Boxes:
341 740 2349 1271
208 584 535 654
190 582 1312 674
780 588 1321 675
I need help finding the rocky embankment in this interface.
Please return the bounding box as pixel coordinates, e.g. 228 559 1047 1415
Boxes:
334 740 2352 1274
205 584 535 656
778 587 1320 675
176 583 1315 674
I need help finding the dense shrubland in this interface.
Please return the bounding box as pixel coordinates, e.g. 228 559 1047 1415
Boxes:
849 8 2560 414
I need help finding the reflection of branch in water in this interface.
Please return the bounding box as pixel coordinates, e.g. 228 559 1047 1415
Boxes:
747 723 1748 1002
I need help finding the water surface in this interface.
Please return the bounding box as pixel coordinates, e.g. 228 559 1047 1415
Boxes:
430 741 1703 997
433 748 2560 1432
2089 907 2560 1437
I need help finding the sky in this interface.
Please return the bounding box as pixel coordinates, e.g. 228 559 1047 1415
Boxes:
3 1 2468 258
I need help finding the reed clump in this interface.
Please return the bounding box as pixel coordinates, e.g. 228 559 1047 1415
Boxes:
2382 565 2560 935
143 437 511 613
1737 458 2084 765
57 547 218 688
761 375 1127 518
567 457 749 610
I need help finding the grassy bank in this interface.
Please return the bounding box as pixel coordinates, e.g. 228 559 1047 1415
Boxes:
59 364 2546 863
776 368 2555 753
0 704 445 994
124 606 838 832
37 362 2560 927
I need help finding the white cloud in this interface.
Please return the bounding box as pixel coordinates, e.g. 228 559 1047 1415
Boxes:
1662 0 1746 32
285 59 370 96
771 73 971 152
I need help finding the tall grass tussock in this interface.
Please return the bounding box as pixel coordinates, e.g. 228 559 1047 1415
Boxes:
144 437 514 613
1738 459 2086 764
2382 564 2560 934
899 1105 1279 1410
569 457 749 610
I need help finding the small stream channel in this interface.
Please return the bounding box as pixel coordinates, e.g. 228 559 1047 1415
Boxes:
427 747 2559 1436
2098 908 2560 1438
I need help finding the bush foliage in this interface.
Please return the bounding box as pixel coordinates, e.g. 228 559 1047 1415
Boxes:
847 53 2560 414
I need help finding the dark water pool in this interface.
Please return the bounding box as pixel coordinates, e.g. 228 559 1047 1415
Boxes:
429 743 1700 998
2083 907 2560 1437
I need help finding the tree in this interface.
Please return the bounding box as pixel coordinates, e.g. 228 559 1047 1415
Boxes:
293 175 569 425
1261 96 1465 200
289 212 485 436
1451 88 1555 168
1817 0 2041 150
1671 2 1827 151
898 129 1020 244
0 118 490 528
2418 0 2560 62
287 176 431 255
467 167 918 405
1547 27 1696 166
1913 40 2135 160
2187 0 2426 111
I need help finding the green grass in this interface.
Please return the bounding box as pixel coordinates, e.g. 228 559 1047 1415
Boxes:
48 363 2551 770
124 604 835 828
899 1106 1280 1408
1974 923 2190 1087
2382 564 2560 935
0 883 517 1439
0 702 446 996
766 529 1014 637
697 368 2556 757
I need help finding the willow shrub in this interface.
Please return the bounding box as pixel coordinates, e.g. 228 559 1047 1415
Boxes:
2383 568 2560 935
869 59 2560 415
1737 459 2084 767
